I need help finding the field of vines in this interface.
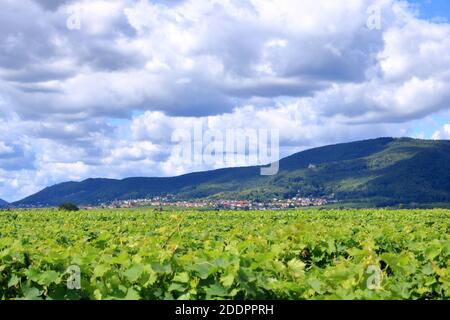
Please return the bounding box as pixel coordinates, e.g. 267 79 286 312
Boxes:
0 209 449 300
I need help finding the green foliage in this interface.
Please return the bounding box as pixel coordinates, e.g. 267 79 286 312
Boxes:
58 203 80 212
0 208 449 300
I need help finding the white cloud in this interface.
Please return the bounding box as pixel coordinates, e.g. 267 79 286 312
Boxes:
0 142 14 155
379 18 450 81
432 124 450 140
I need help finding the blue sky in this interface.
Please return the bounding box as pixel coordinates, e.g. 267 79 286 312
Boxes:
0 0 450 201
408 0 450 21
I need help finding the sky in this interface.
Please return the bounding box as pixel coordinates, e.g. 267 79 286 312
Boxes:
408 0 450 21
0 0 450 201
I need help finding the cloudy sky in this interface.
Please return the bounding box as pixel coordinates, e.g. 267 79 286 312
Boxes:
0 0 450 201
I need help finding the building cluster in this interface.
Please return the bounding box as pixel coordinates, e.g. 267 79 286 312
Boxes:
98 194 336 210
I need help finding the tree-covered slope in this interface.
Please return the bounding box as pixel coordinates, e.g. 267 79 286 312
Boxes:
13 138 450 207
0 199 9 208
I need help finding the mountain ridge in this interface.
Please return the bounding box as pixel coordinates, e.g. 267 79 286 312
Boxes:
13 137 450 207
0 199 9 208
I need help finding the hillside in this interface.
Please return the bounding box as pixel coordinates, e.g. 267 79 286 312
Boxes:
13 137 450 207
0 199 8 208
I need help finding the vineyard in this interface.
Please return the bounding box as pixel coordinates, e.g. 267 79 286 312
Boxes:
0 209 449 300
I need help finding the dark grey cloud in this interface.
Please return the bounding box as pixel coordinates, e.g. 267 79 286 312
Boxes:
0 142 35 171
224 78 327 99
76 41 144 71
4 67 75 84
0 0 389 130
33 0 72 11
0 0 389 121
0 3 59 70
11 84 62 94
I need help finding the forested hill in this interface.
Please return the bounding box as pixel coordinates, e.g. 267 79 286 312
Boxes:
0 199 9 208
13 137 450 207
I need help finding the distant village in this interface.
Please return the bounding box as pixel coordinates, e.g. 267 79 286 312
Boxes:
93 194 337 210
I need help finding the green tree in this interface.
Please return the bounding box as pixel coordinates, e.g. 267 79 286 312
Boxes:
58 203 80 212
